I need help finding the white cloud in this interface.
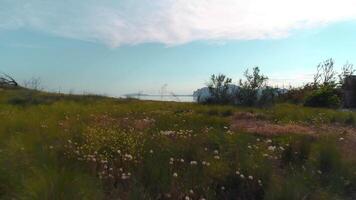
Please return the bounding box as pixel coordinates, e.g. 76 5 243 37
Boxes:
1 0 356 47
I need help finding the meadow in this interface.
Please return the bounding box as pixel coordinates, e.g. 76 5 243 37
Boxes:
0 87 355 200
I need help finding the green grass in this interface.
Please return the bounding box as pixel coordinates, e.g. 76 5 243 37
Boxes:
0 88 355 199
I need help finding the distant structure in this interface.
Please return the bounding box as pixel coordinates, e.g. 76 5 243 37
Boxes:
193 84 239 103
343 75 356 108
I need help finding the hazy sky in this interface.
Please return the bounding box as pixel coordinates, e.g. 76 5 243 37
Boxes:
1 0 356 95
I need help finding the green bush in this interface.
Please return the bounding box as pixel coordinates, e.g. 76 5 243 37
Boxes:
304 86 341 108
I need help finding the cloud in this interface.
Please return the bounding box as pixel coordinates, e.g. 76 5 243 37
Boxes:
1 0 356 47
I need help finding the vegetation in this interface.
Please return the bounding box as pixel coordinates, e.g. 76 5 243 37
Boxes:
207 74 234 104
0 87 355 199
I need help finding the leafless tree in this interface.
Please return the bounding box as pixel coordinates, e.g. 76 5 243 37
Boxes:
313 58 337 86
23 77 42 90
0 73 18 87
339 62 355 86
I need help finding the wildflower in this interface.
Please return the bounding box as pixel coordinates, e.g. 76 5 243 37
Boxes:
263 153 269 157
248 175 253 180
117 150 121 154
221 186 225 190
204 147 208 151
240 174 245 179
189 189 194 194
339 137 344 141
180 158 185 163
248 145 252 149
213 150 219 154
256 138 261 142
173 172 178 178
190 161 198 165
49 145 54 149
124 154 133 160
214 155 220 160
206 162 211 167
279 146 285 151
268 146 276 151
202 161 207 165
317 170 322 175
235 171 240 175
258 179 263 186
185 196 190 200
149 149 154 154
266 139 272 143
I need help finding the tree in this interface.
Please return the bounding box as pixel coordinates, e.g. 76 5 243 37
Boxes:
313 58 337 87
207 74 233 104
338 62 355 87
0 73 18 87
237 67 268 106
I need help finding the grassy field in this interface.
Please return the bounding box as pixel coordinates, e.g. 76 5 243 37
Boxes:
0 87 355 200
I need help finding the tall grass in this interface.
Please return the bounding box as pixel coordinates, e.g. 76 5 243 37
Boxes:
0 88 355 199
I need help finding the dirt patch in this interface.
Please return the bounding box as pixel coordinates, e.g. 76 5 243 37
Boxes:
231 112 316 136
231 112 356 136
231 112 356 161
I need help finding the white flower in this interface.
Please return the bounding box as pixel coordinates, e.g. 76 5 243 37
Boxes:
248 175 253 180
180 158 185 163
266 139 272 143
190 161 198 165
214 155 220 160
189 189 194 194
256 138 261 142
124 154 133 160
240 174 245 179
339 137 344 141
268 146 276 151
173 172 178 178
149 149 154 154
213 150 219 154
235 171 240 175
317 170 322 175
185 196 190 200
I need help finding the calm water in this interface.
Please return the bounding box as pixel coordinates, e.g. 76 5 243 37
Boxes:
122 95 195 102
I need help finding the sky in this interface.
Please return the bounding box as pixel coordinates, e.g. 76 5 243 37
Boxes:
1 0 356 96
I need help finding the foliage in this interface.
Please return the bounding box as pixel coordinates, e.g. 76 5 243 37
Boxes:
206 74 234 104
339 62 355 87
313 58 338 87
304 85 341 108
237 67 271 106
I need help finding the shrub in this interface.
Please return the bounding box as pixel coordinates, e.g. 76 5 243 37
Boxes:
206 74 234 104
237 67 275 107
304 86 341 108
